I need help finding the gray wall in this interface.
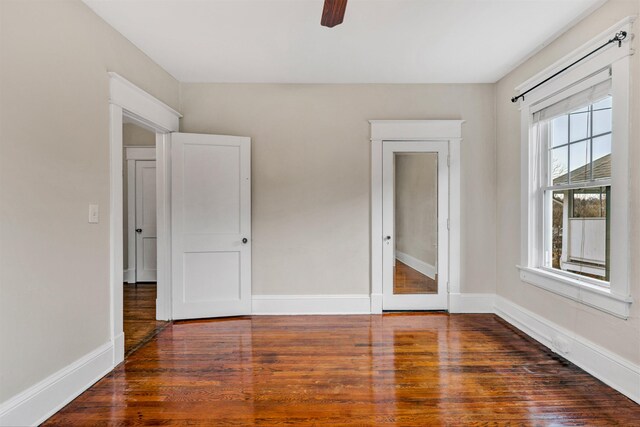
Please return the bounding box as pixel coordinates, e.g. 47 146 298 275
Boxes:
180 83 497 296
495 0 640 364
0 0 179 402
395 153 438 267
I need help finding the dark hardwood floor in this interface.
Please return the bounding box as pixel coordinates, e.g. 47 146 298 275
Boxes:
394 260 438 294
44 313 639 425
123 283 168 356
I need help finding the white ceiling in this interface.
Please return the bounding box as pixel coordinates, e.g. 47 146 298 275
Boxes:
83 0 603 84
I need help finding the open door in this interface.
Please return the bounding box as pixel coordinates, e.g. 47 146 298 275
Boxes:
171 132 251 319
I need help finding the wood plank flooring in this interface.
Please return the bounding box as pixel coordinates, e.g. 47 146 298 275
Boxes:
394 260 438 294
44 313 640 426
123 283 168 356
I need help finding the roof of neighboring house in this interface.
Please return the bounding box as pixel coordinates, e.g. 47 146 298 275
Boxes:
553 153 611 185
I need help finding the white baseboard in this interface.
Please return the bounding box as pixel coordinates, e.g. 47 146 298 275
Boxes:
395 251 436 279
494 295 640 404
0 341 114 427
252 295 371 315
449 293 495 313
123 269 135 284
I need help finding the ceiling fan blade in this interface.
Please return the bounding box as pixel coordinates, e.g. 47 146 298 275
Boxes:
321 0 348 28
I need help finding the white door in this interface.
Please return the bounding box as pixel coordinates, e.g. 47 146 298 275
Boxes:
382 141 448 310
171 132 251 319
135 160 157 282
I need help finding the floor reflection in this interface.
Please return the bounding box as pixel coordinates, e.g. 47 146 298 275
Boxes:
45 314 640 426
393 260 438 294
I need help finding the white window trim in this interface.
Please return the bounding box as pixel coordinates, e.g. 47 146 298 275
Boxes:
515 17 635 319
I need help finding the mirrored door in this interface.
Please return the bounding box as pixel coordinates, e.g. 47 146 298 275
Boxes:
382 141 448 310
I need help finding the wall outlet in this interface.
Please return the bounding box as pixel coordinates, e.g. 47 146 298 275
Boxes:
88 204 99 224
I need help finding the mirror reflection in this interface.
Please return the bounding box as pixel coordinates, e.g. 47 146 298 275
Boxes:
394 153 438 295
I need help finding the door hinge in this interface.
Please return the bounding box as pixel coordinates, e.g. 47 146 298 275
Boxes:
447 154 450 167
447 281 450 291
447 218 450 230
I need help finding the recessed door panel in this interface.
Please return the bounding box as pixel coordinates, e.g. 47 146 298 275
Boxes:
183 144 241 235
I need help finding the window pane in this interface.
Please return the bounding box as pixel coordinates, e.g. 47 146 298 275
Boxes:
551 146 568 185
592 96 612 110
550 116 568 147
592 135 611 180
548 187 609 282
569 140 589 183
569 112 589 142
593 108 612 135
573 187 606 218
550 190 565 270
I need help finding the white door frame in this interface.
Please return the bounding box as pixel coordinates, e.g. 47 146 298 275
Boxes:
124 147 156 284
109 73 181 366
370 120 464 313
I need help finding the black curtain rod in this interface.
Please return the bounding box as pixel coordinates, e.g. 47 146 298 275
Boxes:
511 30 627 103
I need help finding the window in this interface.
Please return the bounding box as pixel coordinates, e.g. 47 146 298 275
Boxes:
516 20 632 319
537 89 612 284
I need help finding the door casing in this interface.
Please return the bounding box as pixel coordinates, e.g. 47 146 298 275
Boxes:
109 73 181 366
370 120 464 314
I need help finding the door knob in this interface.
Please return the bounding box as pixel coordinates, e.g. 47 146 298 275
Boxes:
136 228 142 233
242 237 248 244
384 235 391 241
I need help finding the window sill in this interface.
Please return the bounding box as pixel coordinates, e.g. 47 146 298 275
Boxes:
517 266 632 319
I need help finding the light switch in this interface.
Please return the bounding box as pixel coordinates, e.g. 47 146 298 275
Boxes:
89 204 99 224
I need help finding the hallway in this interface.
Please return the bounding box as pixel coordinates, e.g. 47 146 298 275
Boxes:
123 283 168 356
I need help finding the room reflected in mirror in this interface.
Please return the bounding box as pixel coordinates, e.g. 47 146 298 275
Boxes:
393 152 438 295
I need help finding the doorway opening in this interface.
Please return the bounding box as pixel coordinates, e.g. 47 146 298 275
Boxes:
109 72 181 366
122 121 167 355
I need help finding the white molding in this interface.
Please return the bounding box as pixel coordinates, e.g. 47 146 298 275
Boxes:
370 293 383 313
449 293 495 313
518 267 631 319
109 72 181 132
251 295 371 315
155 134 172 321
112 332 124 366
109 74 180 362
123 269 135 284
494 296 640 404
0 341 113 427
395 251 436 280
369 120 464 140
370 120 463 311
125 146 156 161
109 103 125 367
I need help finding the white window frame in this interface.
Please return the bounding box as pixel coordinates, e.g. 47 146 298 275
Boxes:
515 17 634 319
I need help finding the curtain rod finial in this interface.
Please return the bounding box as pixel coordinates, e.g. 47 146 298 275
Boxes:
613 30 627 47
